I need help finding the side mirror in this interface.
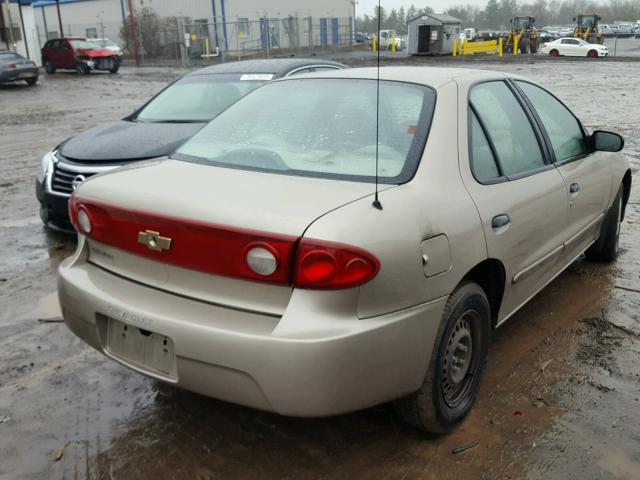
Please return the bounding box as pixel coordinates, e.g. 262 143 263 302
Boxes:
592 130 624 152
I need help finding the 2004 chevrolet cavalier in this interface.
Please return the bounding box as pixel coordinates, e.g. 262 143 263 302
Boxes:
58 67 631 433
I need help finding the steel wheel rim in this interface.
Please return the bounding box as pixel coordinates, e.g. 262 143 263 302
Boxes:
442 310 479 408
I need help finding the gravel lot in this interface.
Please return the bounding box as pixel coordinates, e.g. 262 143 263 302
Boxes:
1 58 639 480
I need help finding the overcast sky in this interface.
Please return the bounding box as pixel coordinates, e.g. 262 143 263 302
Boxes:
356 0 484 16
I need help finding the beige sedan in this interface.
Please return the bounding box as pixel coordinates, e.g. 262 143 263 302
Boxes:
58 67 631 433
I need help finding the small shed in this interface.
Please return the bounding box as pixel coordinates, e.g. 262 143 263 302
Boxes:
407 14 462 55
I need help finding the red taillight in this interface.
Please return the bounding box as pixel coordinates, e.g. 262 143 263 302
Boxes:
7 63 16 69
70 196 380 289
68 192 79 230
294 239 380 289
70 195 297 284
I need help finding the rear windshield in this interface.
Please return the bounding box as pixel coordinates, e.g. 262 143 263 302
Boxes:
174 78 436 183
135 74 267 123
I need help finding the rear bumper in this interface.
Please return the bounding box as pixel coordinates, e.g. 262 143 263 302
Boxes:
0 67 38 83
58 253 446 417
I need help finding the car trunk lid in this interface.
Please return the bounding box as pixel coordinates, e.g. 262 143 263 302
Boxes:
74 158 381 315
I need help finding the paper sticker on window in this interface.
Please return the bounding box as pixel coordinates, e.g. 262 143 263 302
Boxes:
240 74 274 81
407 125 417 135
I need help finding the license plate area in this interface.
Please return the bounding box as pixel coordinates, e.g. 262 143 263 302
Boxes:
103 316 177 380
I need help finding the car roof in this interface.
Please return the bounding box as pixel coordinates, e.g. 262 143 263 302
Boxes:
187 58 346 77
275 66 513 89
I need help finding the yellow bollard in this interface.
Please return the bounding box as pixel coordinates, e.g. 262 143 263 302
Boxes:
514 36 519 56
460 38 465 56
453 38 457 57
371 34 377 52
205 37 210 58
391 34 396 52
499 37 503 57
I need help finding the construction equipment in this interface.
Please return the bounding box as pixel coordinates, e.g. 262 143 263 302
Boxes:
573 14 604 44
506 16 540 54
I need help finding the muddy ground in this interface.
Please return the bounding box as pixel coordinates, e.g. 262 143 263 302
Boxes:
1 58 639 480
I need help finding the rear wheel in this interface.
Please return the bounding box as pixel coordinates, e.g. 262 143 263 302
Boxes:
44 59 56 74
394 281 491 433
587 49 599 58
549 49 559 57
585 186 623 262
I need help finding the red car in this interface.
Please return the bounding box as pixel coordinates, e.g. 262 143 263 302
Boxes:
41 37 121 75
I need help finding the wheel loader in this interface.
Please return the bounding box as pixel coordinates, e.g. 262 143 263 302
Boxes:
506 16 540 54
573 14 605 44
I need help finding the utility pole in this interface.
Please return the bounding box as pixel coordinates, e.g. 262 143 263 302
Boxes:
4 0 15 49
55 0 63 37
18 1 29 57
126 0 140 66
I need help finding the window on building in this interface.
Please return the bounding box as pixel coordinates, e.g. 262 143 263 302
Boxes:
237 17 249 37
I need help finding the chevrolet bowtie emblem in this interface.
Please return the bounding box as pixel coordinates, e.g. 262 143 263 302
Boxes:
137 230 172 252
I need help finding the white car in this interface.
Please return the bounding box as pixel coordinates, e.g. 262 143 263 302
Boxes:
541 37 608 57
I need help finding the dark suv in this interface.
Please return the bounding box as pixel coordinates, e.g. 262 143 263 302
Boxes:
41 37 120 74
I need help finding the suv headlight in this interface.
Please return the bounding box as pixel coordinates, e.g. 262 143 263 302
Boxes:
37 150 56 183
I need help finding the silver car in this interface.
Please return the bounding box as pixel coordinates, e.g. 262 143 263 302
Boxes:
58 67 631 433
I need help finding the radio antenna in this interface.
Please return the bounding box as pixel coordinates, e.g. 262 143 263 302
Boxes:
372 0 383 210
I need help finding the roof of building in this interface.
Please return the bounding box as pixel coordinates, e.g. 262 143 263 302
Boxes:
407 13 462 25
189 58 346 77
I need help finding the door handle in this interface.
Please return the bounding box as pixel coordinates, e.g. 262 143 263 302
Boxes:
492 214 510 230
569 182 580 193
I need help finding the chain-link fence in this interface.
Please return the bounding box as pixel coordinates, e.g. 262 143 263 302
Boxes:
33 13 355 67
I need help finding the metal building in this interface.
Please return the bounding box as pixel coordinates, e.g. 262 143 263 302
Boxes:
2 0 354 65
407 13 461 55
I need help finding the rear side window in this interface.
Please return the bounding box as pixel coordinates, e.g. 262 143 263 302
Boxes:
469 109 500 181
469 81 544 177
516 81 588 162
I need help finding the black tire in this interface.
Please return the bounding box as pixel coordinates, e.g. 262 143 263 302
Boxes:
394 281 491 434
76 62 90 75
109 62 120 74
585 186 623 262
44 59 55 74
25 77 38 86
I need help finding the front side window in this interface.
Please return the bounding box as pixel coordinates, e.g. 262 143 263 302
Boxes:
175 79 436 183
516 81 588 162
135 74 267 122
469 81 545 177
